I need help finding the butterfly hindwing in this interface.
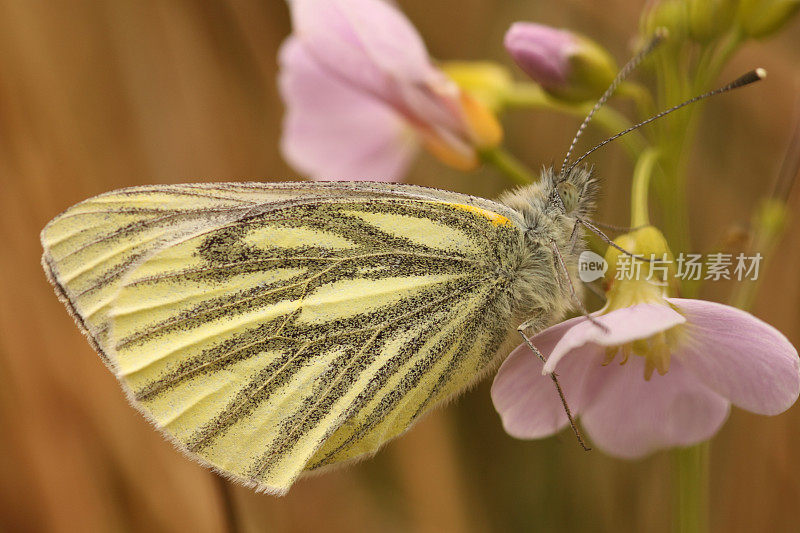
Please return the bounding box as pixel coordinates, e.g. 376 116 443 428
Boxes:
41 182 527 494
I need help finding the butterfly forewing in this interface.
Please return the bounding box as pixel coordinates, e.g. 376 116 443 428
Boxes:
41 182 526 494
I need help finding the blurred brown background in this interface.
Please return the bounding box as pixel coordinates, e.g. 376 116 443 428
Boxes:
1 1 798 532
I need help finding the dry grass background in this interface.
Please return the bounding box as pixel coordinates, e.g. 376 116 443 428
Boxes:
0 1 798 532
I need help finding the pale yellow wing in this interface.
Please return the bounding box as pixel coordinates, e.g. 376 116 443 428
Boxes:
41 182 526 494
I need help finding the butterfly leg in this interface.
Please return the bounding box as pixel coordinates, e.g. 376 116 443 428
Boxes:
582 280 607 303
567 220 582 254
549 240 609 333
516 325 591 451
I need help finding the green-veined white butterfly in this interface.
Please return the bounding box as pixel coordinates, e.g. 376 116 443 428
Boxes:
40 173 593 494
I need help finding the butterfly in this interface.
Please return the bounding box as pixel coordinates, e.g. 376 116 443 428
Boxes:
40 172 595 494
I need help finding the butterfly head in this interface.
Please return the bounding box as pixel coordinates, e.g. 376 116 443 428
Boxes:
552 164 597 220
498 164 598 324
500 164 597 238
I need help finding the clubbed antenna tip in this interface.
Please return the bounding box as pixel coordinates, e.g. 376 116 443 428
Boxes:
728 68 767 90
565 67 768 174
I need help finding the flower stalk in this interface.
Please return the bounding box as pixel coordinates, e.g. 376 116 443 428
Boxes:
630 147 660 227
672 443 710 533
479 146 538 185
502 82 649 160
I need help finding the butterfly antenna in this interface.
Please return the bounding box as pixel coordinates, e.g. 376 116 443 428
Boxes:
566 68 767 174
576 218 652 262
560 28 668 176
581 220 646 233
517 329 591 451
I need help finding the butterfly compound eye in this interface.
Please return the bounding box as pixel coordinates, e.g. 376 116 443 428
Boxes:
556 182 579 213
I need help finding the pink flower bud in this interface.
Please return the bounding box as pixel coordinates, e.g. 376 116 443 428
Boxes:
504 22 617 102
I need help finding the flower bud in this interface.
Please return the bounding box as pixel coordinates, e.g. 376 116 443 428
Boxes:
687 0 737 42
504 22 617 103
739 0 800 38
641 0 688 41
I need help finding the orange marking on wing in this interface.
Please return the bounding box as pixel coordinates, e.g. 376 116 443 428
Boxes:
444 203 510 226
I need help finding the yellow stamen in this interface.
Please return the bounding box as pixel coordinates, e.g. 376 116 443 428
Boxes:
599 328 680 380
650 333 672 376
619 344 631 365
632 339 649 356
602 346 618 366
644 359 656 381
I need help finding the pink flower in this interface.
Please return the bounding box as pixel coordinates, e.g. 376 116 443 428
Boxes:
279 0 501 181
492 300 800 458
503 22 617 102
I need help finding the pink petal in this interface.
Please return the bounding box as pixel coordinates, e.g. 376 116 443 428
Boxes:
290 0 437 100
669 298 800 416
394 81 467 141
543 304 686 374
504 22 574 88
278 38 417 181
580 357 730 458
492 317 598 439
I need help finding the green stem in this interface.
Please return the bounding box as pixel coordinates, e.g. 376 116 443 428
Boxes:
729 199 786 309
630 147 660 227
695 28 745 93
656 31 745 269
672 443 710 533
503 83 650 160
652 48 694 256
479 146 539 185
618 80 657 118
654 135 692 258
501 82 550 108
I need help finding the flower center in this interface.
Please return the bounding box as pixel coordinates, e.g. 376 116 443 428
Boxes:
602 326 683 380
596 225 687 380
